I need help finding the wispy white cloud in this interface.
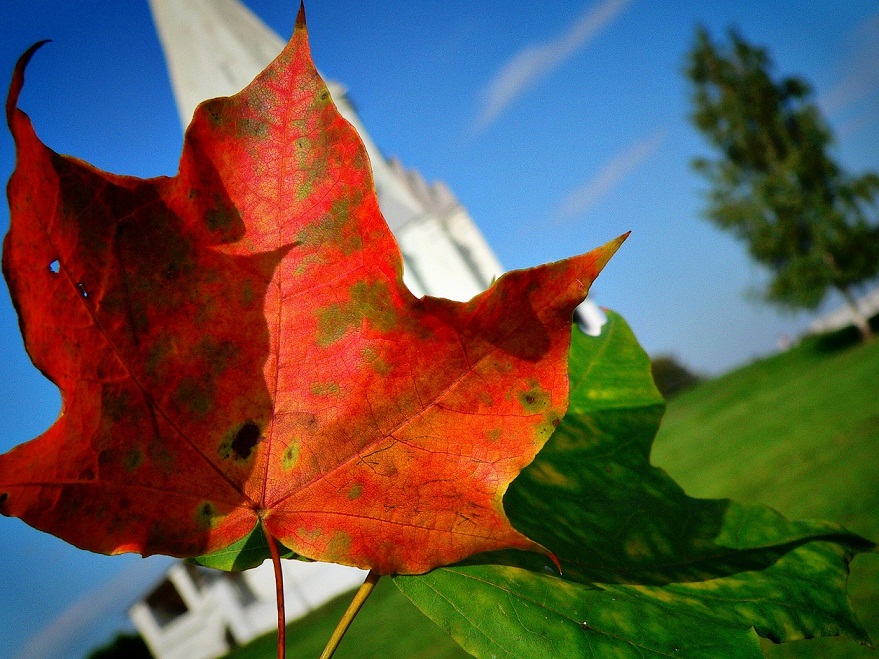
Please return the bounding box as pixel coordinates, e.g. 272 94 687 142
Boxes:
555 128 665 222
474 0 633 132
15 557 170 659
818 13 879 129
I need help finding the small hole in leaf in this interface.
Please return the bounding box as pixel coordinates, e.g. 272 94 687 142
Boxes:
48 260 60 274
76 282 88 298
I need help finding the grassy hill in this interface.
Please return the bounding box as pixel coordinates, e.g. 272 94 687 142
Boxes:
225 576 469 659
652 327 879 658
228 326 878 658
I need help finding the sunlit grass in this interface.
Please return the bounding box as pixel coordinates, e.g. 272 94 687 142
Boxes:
653 324 879 658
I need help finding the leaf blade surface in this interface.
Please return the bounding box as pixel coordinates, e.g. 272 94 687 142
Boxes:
0 16 623 574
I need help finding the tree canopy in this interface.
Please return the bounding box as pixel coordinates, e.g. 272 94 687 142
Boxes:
650 354 703 399
685 27 879 340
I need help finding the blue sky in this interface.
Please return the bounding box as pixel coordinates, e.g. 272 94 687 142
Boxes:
0 1 877 657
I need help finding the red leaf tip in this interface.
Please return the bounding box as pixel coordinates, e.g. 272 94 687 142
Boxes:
6 40 50 127
589 231 630 277
548 550 563 575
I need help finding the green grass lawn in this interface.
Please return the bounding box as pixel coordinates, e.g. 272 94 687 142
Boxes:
652 328 879 658
224 576 470 659
228 326 878 658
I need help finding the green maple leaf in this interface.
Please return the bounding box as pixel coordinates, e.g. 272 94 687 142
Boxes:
396 312 876 657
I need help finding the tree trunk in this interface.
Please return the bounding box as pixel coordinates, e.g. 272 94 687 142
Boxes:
838 286 874 342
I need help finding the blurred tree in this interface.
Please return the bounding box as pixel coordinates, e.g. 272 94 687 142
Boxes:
86 632 152 659
685 27 879 341
650 355 703 399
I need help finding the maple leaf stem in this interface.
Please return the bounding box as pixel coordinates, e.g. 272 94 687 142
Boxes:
319 570 382 659
264 526 287 659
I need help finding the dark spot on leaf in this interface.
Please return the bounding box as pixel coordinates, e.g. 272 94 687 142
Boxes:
281 442 300 471
48 260 59 274
518 384 550 413
0 492 7 506
195 501 221 530
231 422 262 460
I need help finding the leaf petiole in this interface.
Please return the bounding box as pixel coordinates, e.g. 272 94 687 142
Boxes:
264 525 286 659
319 570 381 659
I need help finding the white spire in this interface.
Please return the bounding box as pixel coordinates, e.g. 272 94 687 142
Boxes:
148 0 288 127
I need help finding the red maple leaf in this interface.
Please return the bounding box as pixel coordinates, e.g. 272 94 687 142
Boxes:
0 9 625 575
